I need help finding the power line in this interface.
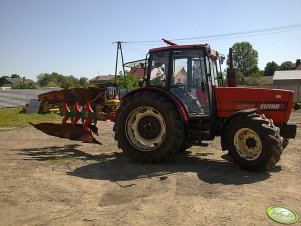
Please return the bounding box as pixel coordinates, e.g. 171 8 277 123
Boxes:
124 23 301 44
176 27 301 43
171 23 301 41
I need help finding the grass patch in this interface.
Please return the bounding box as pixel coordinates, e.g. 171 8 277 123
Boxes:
0 108 61 127
47 157 76 164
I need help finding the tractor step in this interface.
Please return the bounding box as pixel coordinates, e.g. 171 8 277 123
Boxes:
187 128 214 141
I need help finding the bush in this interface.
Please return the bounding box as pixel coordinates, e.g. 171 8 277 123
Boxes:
112 71 139 88
12 83 37 89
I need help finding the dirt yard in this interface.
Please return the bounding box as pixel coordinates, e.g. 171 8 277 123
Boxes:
0 112 300 226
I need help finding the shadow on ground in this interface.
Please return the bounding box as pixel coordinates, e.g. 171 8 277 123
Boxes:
17 144 115 161
17 144 278 185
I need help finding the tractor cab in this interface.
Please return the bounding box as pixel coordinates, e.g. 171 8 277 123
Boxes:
146 44 224 117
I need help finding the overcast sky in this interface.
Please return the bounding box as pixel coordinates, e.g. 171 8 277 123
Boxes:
1 0 300 81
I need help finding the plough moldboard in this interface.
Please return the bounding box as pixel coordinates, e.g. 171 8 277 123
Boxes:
30 87 118 144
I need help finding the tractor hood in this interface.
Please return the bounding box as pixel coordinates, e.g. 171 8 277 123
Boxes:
214 87 294 123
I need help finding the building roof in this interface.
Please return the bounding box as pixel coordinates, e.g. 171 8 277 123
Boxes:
273 70 301 80
90 75 115 82
295 64 301 70
130 68 145 80
1 77 36 87
149 67 186 80
150 68 165 80
174 67 185 78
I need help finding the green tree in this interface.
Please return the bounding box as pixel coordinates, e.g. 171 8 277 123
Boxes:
0 76 9 86
46 81 60 87
228 42 259 76
235 71 245 85
248 70 264 86
58 75 79 88
59 76 73 89
151 76 164 86
11 74 21 78
279 61 295 70
12 82 37 89
264 61 279 76
37 72 89 88
79 77 90 87
113 71 139 88
37 72 59 87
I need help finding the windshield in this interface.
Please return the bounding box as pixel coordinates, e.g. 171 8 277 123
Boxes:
172 49 206 89
170 49 210 115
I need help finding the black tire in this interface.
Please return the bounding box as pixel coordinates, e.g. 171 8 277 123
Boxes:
114 92 184 163
178 141 192 152
282 138 289 149
225 113 283 171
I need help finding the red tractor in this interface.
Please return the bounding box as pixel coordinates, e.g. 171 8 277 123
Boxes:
35 42 297 171
113 43 296 171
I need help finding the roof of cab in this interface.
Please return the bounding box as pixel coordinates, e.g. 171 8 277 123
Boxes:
149 44 218 59
149 44 206 53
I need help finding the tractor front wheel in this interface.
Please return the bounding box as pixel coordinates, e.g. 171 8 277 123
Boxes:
226 113 283 171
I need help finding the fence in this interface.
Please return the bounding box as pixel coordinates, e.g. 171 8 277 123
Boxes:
0 88 134 109
0 88 59 109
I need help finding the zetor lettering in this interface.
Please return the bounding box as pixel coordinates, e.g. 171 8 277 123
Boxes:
260 104 280 110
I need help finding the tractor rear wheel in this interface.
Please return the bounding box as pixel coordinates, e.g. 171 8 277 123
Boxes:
114 92 184 163
282 138 289 149
226 113 283 171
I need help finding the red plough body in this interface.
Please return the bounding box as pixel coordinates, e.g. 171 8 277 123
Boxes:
32 87 118 144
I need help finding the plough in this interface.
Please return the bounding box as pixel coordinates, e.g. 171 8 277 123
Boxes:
31 86 119 144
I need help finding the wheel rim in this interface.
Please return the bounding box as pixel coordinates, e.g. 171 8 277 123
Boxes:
234 128 262 161
125 106 166 151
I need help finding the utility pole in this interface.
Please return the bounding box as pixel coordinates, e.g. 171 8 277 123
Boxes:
113 41 128 93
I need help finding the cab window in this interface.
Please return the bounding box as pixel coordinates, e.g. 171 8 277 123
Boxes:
149 51 169 87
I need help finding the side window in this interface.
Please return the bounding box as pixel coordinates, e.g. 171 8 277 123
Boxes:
192 58 206 87
216 56 223 86
173 57 187 85
206 57 218 86
150 51 169 87
211 60 218 86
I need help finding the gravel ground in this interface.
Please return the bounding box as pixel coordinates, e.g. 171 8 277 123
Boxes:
0 112 300 226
